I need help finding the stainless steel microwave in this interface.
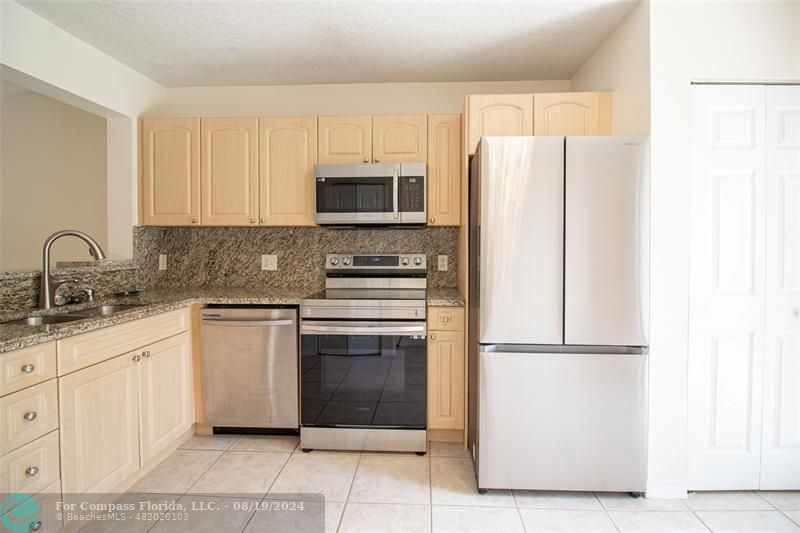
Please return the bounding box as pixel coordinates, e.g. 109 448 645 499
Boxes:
313 163 426 225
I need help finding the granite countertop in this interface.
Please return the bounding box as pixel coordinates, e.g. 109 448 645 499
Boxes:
0 286 466 353
426 288 465 307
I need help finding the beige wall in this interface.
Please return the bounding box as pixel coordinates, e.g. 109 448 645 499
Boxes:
0 91 107 269
571 0 650 135
147 80 571 117
646 0 800 497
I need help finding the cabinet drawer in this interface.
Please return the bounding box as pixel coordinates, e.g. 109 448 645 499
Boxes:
0 380 58 455
1 342 56 397
58 308 191 375
428 307 465 331
0 430 60 497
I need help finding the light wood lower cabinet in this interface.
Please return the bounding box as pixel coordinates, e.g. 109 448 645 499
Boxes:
138 332 194 464
59 353 140 494
427 308 465 438
59 331 193 494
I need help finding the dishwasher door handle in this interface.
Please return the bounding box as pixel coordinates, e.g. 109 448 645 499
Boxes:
201 318 294 327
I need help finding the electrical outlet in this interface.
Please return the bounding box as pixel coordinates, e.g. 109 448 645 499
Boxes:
261 254 277 271
437 255 448 271
158 254 167 271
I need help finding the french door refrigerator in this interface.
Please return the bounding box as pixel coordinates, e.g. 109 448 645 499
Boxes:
468 136 650 493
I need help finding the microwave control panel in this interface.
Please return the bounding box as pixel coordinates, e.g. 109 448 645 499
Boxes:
400 177 425 212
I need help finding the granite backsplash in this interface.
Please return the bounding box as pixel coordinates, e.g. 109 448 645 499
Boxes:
0 261 138 314
134 226 458 290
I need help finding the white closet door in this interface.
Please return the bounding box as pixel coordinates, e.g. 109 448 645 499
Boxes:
760 85 800 489
688 85 767 490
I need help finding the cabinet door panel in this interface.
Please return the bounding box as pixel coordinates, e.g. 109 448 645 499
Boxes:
141 118 200 226
318 115 372 163
427 330 465 431
201 117 259 226
427 114 461 226
259 117 317 226
139 332 193 465
59 354 139 494
466 94 533 155
373 114 427 163
533 92 613 136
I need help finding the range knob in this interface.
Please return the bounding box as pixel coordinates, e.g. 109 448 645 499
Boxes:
401 257 410 266
413 256 423 266
330 257 339 265
342 257 351 266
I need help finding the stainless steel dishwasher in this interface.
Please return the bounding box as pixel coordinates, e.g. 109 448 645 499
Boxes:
200 306 298 429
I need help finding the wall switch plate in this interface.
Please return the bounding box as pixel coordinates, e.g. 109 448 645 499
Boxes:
158 254 167 271
261 254 277 271
437 255 448 271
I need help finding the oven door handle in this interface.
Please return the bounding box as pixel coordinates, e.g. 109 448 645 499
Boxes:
392 169 400 220
301 323 426 335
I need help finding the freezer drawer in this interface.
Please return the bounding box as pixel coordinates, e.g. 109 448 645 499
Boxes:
476 349 647 492
565 136 650 346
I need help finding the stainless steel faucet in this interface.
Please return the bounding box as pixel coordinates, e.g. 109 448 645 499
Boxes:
40 230 106 309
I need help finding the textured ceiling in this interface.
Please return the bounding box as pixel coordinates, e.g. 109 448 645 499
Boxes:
19 0 638 87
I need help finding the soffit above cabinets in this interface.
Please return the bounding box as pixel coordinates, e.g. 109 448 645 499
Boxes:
19 0 637 87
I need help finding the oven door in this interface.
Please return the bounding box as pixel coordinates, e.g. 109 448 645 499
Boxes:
300 320 427 429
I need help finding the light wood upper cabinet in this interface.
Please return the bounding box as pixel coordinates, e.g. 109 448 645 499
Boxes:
138 332 193 465
318 115 372 163
59 353 139 494
427 328 465 431
427 114 461 226
201 117 259 226
373 114 427 163
259 117 317 226
466 94 533 155
141 118 201 226
533 92 613 136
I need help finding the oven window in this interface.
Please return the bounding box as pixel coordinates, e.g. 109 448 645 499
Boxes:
301 334 426 428
316 177 394 213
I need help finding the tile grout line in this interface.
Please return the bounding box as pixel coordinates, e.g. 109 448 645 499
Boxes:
592 492 622 533
691 507 714 532
182 437 240 495
336 451 364 533
780 508 800 527
237 440 298 533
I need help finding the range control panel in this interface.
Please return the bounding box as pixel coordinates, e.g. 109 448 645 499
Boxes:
325 254 426 270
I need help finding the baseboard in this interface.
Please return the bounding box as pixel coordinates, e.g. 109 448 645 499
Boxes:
428 429 464 443
646 478 689 499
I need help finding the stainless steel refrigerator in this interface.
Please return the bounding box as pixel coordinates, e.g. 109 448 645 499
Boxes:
468 136 650 493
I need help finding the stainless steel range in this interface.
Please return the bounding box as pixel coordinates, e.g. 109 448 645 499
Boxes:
299 253 428 454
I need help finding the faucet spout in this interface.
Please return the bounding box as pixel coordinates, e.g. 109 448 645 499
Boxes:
40 230 107 309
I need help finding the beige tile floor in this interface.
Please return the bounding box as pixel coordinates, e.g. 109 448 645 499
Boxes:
82 435 800 533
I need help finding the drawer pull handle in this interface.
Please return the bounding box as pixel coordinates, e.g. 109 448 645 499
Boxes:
23 411 37 422
21 364 35 373
25 466 39 477
30 521 42 531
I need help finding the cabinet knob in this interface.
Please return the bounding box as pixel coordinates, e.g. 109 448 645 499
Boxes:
260 218 265 224
250 218 256 224
29 521 42 531
20 363 35 374
132 354 141 362
442 316 450 323
430 333 437 341
363 158 369 163
191 218 198 224
430 217 435 224
25 466 39 477
23 411 37 422
143 351 151 358
374 158 380 163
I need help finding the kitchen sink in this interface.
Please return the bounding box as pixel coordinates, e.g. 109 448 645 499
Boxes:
2 303 145 326
67 304 145 317
3 315 87 326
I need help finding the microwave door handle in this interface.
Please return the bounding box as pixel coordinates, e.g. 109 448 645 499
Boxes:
393 169 400 220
